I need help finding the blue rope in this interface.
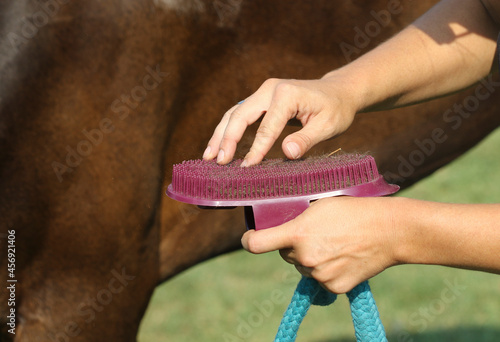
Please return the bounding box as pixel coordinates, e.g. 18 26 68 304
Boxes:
274 276 387 342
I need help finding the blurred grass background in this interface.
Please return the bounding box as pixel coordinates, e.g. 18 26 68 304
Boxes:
138 128 500 341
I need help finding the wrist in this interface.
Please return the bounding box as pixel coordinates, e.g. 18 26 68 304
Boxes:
321 67 373 114
386 196 423 267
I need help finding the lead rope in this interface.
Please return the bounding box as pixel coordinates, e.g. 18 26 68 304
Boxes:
274 276 387 342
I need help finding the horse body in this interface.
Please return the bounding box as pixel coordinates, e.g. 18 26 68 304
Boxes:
0 0 498 341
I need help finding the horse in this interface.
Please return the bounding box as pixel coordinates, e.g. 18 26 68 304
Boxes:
1 0 499 341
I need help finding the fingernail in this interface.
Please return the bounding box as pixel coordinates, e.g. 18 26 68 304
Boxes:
286 142 301 159
203 146 211 159
217 149 225 163
240 153 252 167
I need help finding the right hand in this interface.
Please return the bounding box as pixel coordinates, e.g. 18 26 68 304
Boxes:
203 76 360 166
241 196 401 294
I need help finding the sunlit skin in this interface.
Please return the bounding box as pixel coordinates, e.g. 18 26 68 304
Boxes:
204 0 500 294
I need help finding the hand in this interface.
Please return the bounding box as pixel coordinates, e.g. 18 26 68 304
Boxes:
241 197 401 294
203 77 360 166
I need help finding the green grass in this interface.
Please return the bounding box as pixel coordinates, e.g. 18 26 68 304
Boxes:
138 128 500 341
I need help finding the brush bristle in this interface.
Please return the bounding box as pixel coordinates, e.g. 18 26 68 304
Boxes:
171 154 381 200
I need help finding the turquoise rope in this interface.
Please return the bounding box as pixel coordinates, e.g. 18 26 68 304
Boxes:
274 276 387 342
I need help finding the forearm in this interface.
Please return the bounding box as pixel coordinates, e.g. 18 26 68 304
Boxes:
392 197 500 274
324 0 499 113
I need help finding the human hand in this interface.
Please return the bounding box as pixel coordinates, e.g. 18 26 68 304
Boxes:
241 196 401 294
203 76 361 166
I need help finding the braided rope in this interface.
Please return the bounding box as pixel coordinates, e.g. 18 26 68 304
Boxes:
274 277 337 342
274 276 387 342
347 281 387 342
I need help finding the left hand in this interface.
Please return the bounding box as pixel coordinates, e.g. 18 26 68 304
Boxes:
203 77 358 166
241 196 401 294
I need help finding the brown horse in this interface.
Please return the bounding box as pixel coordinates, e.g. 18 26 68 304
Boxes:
1 0 499 341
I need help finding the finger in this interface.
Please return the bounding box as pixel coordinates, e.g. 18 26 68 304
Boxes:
217 89 284 165
243 113 293 166
217 102 266 164
241 223 294 254
243 86 300 166
215 79 284 164
295 265 314 278
203 105 239 160
279 248 297 264
281 115 335 160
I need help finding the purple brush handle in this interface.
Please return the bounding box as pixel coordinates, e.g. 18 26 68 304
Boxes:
166 176 399 230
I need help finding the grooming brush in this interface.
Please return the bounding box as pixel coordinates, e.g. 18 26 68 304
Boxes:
167 153 398 342
167 153 398 229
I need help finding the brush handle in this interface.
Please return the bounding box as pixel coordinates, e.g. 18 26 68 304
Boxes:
275 277 387 342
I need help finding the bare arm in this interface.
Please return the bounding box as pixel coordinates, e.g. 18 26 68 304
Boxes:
393 198 500 275
333 0 499 112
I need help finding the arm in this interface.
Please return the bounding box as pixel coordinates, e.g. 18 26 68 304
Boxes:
241 197 500 294
332 0 499 111
393 198 500 274
204 0 499 166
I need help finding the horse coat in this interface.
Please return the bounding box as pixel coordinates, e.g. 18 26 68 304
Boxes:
1 0 499 341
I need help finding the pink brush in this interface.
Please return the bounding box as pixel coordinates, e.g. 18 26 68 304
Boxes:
167 153 398 230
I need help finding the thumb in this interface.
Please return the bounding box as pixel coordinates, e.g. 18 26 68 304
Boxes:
242 223 294 254
282 122 333 160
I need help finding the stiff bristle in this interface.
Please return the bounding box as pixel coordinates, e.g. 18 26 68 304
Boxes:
171 154 379 200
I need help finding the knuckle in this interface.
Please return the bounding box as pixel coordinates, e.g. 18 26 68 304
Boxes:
335 284 351 295
312 269 330 284
222 106 236 120
297 254 317 268
262 77 281 89
255 124 277 140
274 81 297 99
220 135 236 148
327 279 352 295
229 108 248 124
